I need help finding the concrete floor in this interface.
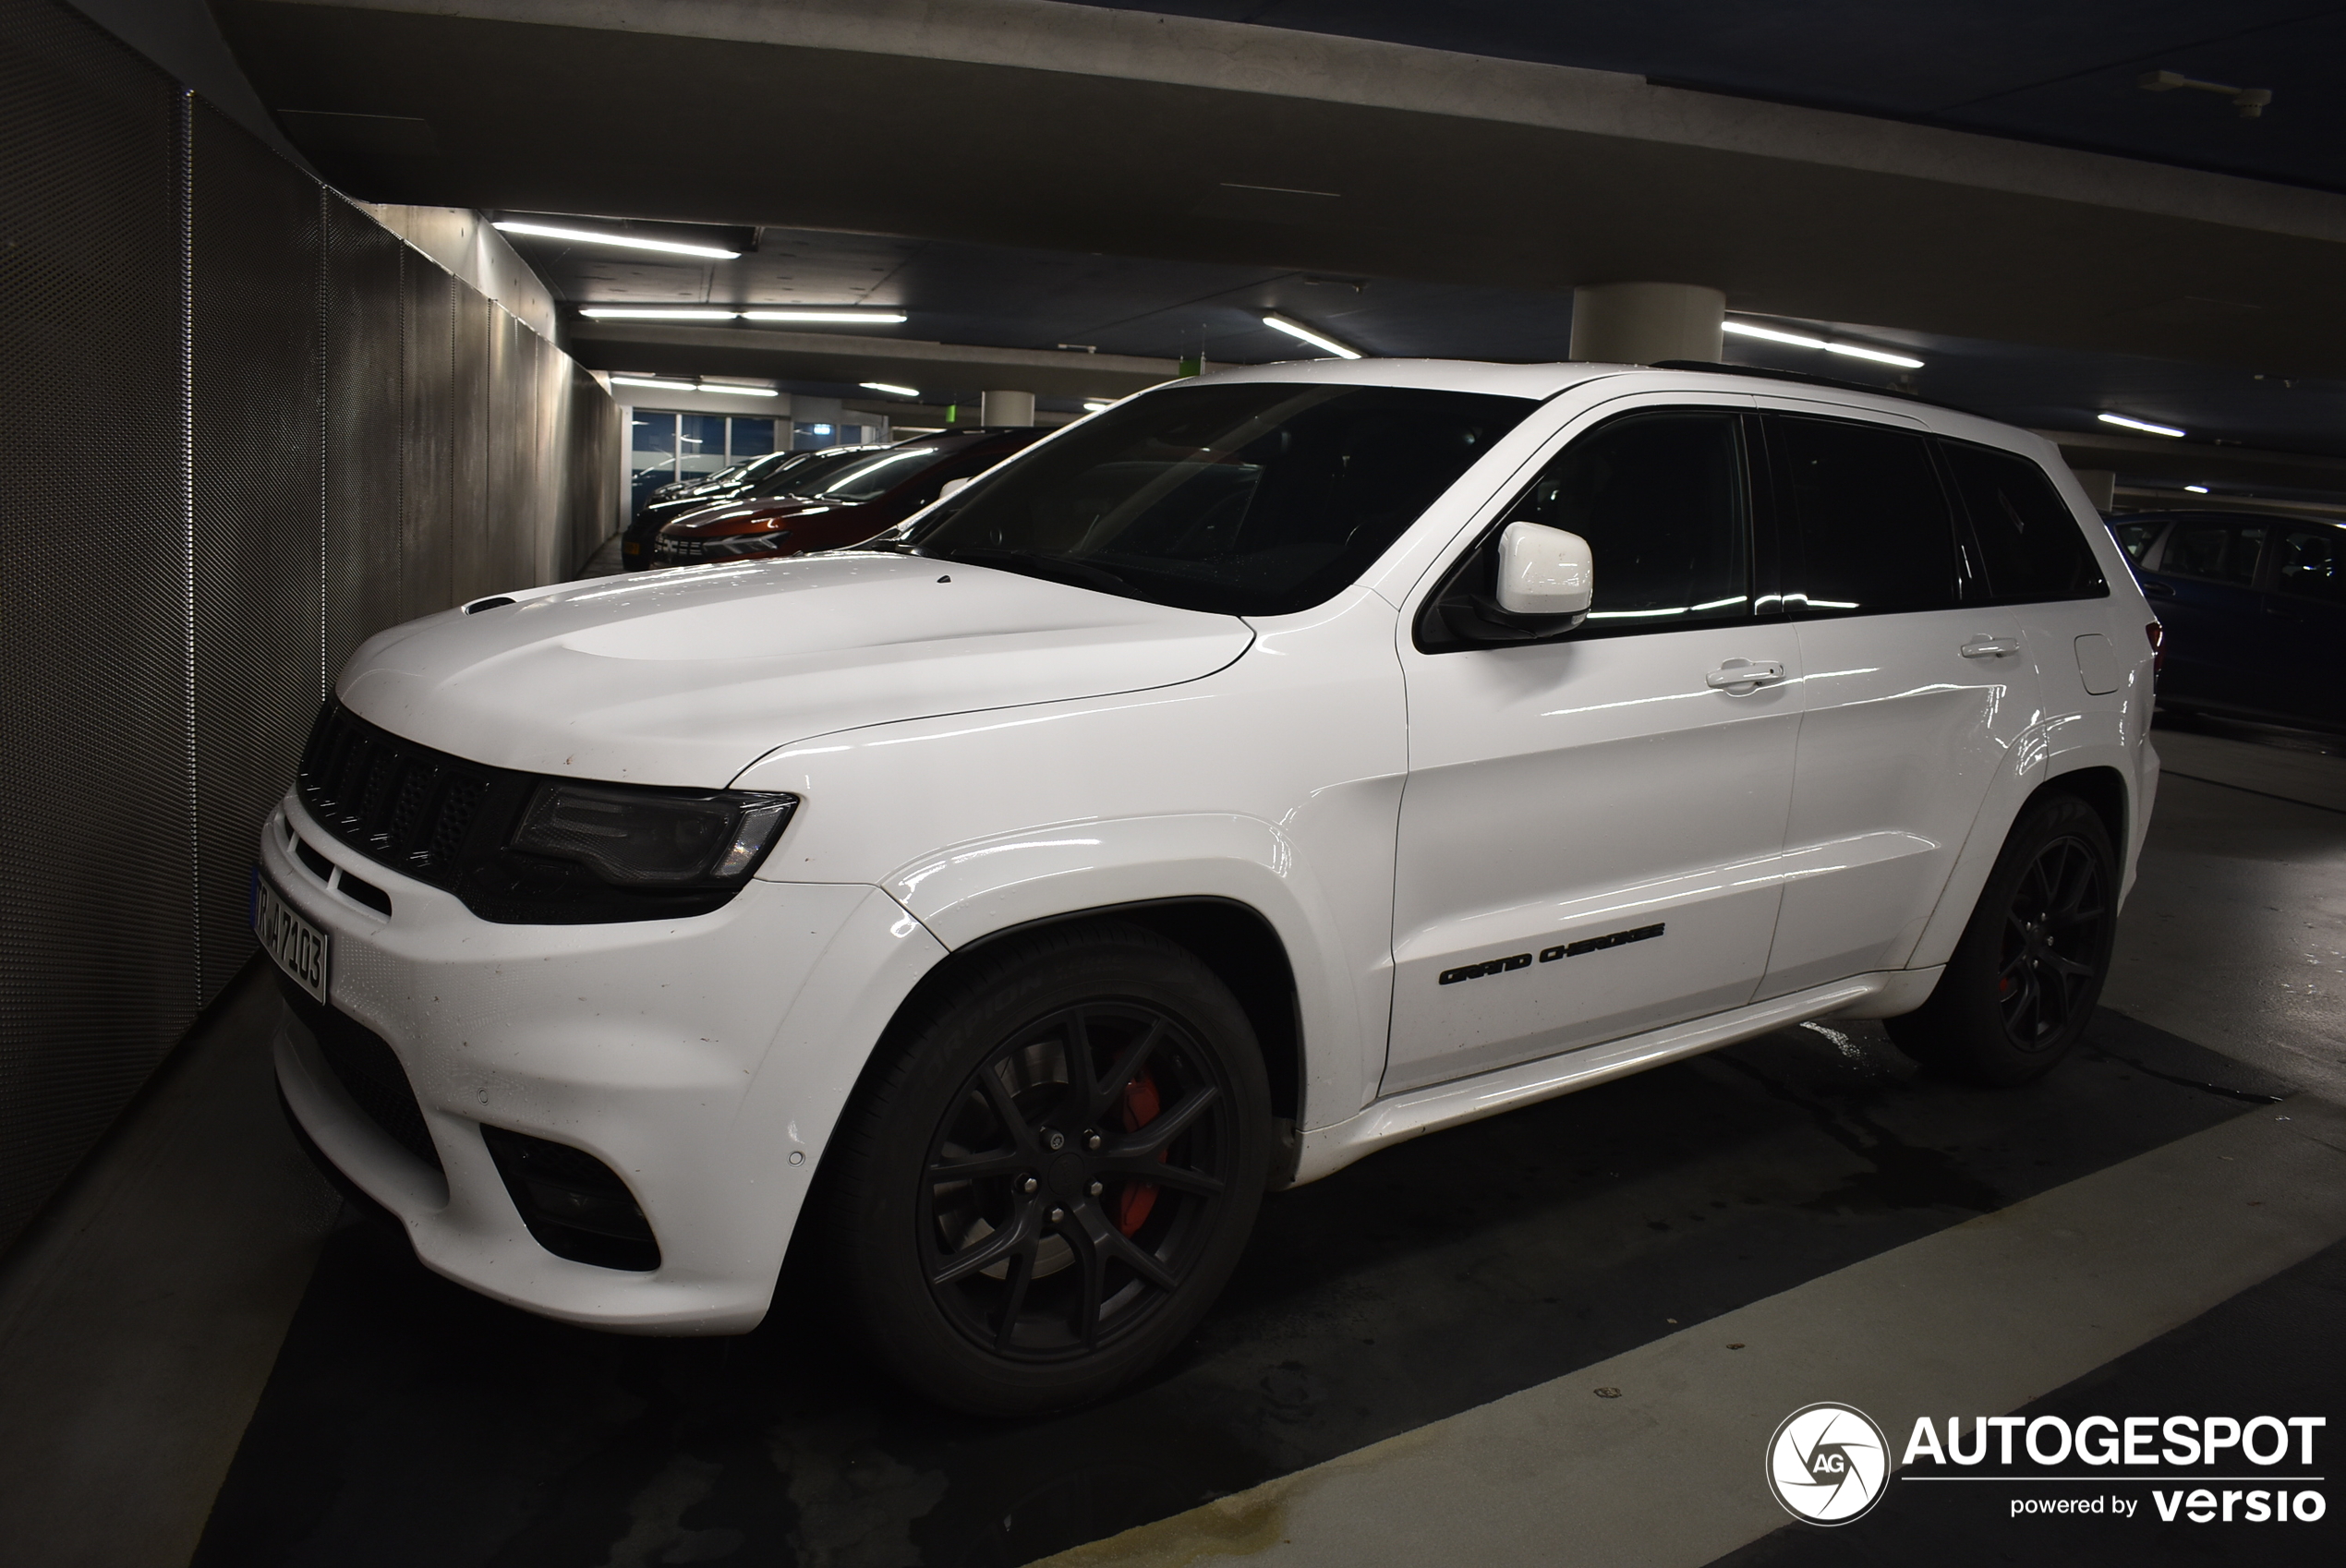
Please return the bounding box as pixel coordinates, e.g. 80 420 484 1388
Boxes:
0 716 2339 1567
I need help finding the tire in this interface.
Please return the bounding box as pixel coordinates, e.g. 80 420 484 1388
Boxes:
823 920 1272 1416
1887 792 2118 1087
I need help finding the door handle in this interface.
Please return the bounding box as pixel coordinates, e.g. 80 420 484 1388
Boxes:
1706 659 1786 691
1959 637 2020 658
2143 581 2176 598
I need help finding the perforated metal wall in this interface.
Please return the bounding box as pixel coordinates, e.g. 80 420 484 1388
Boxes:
0 0 197 1244
190 99 323 1004
0 0 617 1251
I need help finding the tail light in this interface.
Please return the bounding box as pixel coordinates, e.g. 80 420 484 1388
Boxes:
2146 621 2165 681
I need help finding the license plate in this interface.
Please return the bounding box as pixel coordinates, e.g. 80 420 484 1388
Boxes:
252 866 330 1004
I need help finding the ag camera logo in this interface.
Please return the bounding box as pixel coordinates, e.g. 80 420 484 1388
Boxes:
1767 1403 1890 1525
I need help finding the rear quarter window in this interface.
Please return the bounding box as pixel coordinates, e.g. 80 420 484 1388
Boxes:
2109 519 2163 563
1940 440 2107 601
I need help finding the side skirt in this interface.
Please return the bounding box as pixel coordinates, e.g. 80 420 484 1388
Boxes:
1288 968 1941 1187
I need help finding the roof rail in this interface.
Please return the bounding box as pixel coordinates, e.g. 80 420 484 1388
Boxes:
1650 359 1981 419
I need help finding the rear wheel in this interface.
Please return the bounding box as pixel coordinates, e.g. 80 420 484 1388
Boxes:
825 922 1271 1416
1887 792 2117 1086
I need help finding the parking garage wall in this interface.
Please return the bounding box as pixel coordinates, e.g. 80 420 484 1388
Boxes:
0 0 619 1252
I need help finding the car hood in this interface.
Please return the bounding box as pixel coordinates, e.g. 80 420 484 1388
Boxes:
335 551 1256 786
667 497 828 535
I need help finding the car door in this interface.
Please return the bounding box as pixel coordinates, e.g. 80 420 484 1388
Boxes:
1754 407 2040 996
2138 516 2271 713
1385 401 1803 1093
2266 522 2346 729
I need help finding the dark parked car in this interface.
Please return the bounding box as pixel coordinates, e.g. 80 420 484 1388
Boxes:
2109 509 2346 730
653 428 1049 566
637 458 751 514
622 446 881 570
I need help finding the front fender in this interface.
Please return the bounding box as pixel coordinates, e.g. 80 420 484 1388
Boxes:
885 811 1390 1130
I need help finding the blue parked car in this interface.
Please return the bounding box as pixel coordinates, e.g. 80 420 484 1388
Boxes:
2110 510 2346 732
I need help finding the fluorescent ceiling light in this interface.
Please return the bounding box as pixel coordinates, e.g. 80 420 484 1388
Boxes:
493 221 739 259
1723 320 1829 350
2184 484 2210 493
608 376 776 397
1723 319 1924 368
1262 312 1361 359
2098 412 2187 438
859 381 919 397
578 308 739 320
740 309 908 325
1821 342 1925 369
1083 399 1113 412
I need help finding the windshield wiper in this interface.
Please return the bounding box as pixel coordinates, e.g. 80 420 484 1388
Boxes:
919 545 1131 596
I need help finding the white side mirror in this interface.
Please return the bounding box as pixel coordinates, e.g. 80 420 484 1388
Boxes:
937 476 973 501
1494 521 1594 618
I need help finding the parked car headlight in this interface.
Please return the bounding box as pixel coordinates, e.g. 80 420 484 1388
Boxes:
512 784 798 887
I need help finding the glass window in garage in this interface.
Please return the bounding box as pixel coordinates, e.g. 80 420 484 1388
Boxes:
629 410 678 510
679 414 729 484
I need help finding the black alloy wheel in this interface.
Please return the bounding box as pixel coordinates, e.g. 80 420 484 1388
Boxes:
923 1001 1236 1360
1888 791 2118 1086
825 922 1271 1416
1993 835 2110 1052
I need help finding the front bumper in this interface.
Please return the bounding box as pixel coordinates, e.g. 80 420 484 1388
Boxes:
262 791 946 1333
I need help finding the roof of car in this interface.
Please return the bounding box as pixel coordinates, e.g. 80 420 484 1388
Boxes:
1188 356 2038 455
2113 509 2342 527
1196 356 1611 401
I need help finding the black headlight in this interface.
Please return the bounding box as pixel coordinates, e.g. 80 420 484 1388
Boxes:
511 784 798 887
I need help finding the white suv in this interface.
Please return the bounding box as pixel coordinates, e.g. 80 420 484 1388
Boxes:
258 360 2157 1413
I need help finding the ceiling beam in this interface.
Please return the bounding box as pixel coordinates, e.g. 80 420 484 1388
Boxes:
570 320 1179 399
226 0 2346 374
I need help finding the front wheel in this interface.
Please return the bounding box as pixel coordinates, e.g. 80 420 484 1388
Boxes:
823 922 1271 1416
1887 792 2118 1086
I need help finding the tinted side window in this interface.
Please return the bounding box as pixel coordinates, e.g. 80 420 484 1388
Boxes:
1773 416 1957 615
1941 441 2106 601
2276 526 2346 605
1498 411 1750 625
2159 521 2266 585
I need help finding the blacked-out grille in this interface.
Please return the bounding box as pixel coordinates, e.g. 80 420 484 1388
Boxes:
297 701 493 888
275 971 441 1174
291 698 761 924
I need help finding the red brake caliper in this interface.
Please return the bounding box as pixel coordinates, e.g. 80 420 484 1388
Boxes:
1111 1070 1165 1236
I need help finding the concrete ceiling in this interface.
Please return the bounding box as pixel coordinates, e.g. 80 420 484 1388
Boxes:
201 0 2346 501
216 0 2346 376
1068 2 2346 196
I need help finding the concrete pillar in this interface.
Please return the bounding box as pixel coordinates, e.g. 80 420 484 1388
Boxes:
1567 283 1725 365
2069 468 2117 513
981 390 1036 427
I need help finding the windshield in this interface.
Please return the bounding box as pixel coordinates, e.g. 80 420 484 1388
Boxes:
753 447 878 498
733 449 800 484
803 443 957 502
895 382 1534 614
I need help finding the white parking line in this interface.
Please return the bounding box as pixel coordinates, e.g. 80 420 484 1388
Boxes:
1041 1095 2346 1568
